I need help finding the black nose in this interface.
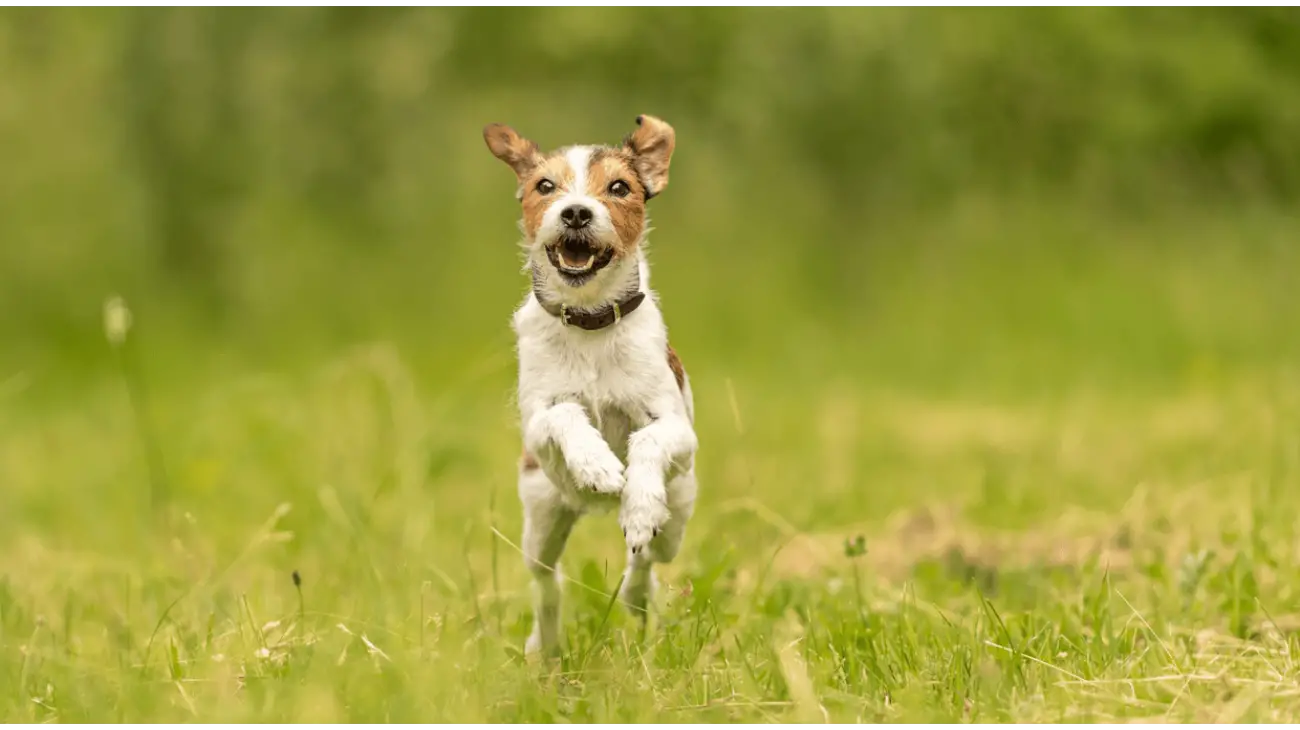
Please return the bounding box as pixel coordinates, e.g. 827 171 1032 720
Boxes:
560 205 593 229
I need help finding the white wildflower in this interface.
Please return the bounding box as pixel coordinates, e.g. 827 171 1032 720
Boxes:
103 296 132 346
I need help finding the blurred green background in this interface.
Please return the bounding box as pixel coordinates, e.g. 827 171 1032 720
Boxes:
5 8 1299 398
4 9 1300 720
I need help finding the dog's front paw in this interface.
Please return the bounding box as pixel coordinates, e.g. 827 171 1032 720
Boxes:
566 447 626 495
620 470 670 554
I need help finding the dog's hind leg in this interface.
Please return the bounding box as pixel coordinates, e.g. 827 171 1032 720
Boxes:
520 465 579 657
620 470 697 618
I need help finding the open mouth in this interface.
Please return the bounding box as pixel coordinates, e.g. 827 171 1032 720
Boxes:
546 236 614 284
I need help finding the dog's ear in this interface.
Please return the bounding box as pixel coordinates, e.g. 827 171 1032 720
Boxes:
483 123 542 180
623 114 676 199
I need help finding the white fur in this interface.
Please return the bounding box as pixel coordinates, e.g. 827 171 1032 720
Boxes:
513 195 698 656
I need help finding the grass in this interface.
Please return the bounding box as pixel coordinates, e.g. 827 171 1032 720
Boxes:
5 8 1300 721
4 205 1300 722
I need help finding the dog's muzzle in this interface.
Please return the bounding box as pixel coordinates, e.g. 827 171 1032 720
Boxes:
547 236 614 283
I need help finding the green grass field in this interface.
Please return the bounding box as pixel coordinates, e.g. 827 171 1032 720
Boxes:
5 199 1300 722
5 9 1300 720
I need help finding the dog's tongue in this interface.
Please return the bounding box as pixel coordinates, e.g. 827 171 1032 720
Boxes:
560 249 593 268
559 240 595 269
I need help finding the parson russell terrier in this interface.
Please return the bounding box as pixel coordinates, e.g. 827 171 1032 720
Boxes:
483 115 698 656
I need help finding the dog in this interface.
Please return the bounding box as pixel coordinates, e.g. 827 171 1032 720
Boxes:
484 115 699 657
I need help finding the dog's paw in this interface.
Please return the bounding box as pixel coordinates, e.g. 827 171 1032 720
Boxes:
620 472 670 554
566 446 625 495
621 499 669 554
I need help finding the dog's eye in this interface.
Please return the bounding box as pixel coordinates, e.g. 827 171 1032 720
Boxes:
535 179 556 195
608 180 631 198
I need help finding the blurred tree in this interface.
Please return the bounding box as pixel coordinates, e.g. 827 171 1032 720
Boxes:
122 8 252 311
288 8 392 232
3 7 1298 358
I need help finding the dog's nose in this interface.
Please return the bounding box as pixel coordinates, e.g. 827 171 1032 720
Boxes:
560 205 593 229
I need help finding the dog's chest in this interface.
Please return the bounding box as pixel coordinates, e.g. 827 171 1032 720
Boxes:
591 404 635 462
520 321 661 407
561 386 651 463
518 320 661 456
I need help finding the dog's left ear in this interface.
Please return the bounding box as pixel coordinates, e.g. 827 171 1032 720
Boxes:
484 123 542 181
623 114 676 199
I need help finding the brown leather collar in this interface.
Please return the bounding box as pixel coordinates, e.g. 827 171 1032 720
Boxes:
536 290 646 330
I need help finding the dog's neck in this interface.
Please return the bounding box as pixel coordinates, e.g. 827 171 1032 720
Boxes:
530 247 647 314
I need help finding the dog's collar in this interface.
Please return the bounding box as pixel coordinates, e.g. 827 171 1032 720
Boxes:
536 290 646 331
531 260 647 331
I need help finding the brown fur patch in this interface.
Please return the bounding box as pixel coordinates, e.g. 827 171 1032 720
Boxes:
519 154 576 238
666 344 686 393
520 449 540 472
586 150 646 251
483 124 541 179
623 115 676 197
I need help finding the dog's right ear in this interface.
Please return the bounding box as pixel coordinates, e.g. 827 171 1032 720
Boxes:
483 123 541 182
623 114 676 199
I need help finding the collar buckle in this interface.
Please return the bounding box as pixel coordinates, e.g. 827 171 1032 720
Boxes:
559 303 571 327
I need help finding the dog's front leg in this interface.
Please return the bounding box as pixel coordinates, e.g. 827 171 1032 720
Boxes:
621 411 698 553
524 401 625 494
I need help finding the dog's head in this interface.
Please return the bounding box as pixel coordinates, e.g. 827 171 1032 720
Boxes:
484 115 675 287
